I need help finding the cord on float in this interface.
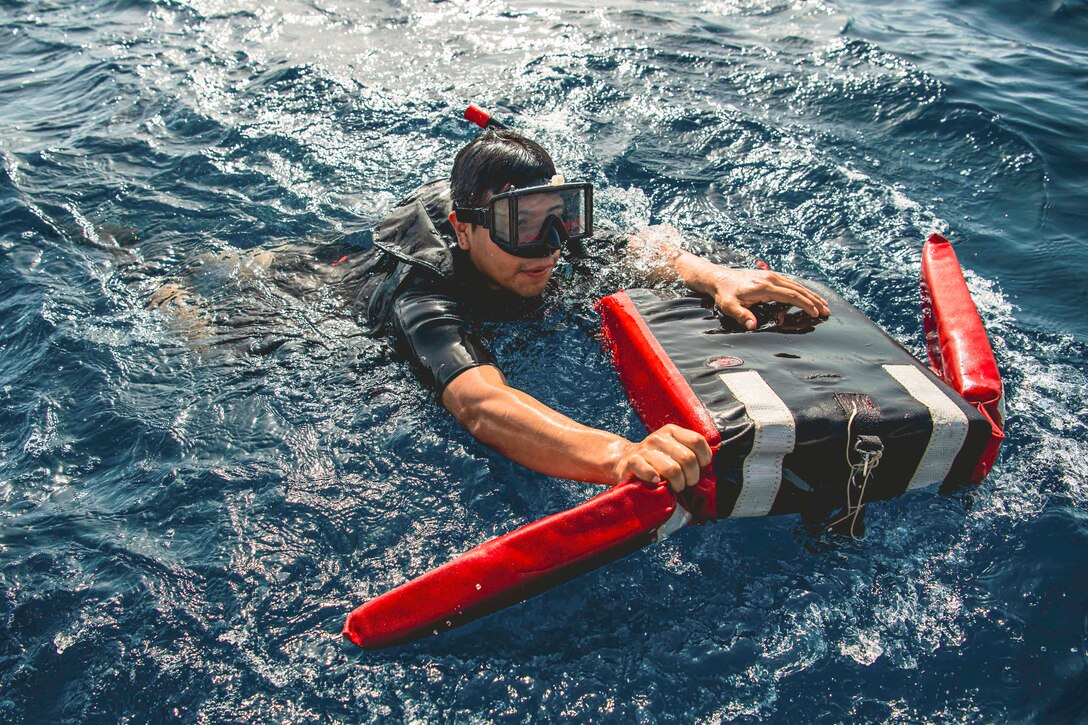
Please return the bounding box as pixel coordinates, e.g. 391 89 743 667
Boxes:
828 403 883 539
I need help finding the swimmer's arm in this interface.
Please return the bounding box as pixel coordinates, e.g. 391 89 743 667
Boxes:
441 365 711 491
627 224 830 330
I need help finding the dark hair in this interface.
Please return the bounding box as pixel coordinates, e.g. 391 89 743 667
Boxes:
450 129 556 209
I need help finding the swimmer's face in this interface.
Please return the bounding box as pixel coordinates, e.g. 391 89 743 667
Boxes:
448 190 561 297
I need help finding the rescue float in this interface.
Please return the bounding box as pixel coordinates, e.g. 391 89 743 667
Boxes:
341 108 1005 650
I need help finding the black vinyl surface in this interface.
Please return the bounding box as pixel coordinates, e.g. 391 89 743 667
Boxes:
625 284 991 518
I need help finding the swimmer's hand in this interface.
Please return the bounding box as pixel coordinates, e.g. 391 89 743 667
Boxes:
626 225 830 330
612 424 713 492
710 268 830 331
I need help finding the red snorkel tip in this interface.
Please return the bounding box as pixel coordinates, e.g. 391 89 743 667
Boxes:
464 104 490 128
464 104 507 130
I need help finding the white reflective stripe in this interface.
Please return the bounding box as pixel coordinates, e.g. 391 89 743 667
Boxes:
882 364 969 490
718 371 796 517
655 505 691 542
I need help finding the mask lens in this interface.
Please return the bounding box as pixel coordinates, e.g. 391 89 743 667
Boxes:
489 195 515 246
514 191 564 247
514 187 588 247
560 187 586 236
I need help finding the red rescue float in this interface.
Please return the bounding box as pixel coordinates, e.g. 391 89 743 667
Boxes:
343 234 1004 648
921 233 1005 481
343 480 679 648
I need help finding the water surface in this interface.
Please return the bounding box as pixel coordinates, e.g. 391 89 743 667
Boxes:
1 0 1086 721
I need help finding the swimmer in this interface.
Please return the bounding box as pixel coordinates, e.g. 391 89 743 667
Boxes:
360 128 829 492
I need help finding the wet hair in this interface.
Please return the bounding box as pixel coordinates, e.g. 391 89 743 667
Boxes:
450 129 556 209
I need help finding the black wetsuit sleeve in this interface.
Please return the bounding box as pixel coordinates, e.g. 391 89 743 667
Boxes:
390 283 498 397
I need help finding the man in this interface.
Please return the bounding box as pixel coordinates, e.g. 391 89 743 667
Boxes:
362 128 829 493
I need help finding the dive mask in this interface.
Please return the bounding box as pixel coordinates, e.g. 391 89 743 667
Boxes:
454 179 593 259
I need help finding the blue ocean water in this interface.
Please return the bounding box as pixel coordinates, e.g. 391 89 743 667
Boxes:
1 0 1086 721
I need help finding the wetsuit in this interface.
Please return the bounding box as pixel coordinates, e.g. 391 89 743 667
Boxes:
352 179 628 396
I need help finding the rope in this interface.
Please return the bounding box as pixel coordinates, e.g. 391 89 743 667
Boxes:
828 402 883 539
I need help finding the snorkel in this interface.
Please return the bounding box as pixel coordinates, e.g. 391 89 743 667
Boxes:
455 105 593 258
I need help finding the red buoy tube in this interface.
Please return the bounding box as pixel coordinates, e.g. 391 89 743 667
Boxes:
920 233 1005 481
598 291 721 522
343 480 678 648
